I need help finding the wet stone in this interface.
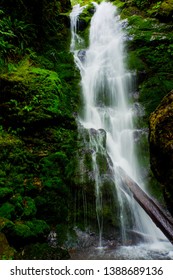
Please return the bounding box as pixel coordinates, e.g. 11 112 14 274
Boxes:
77 50 86 62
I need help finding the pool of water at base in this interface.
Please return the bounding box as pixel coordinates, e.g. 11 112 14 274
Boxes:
69 238 173 260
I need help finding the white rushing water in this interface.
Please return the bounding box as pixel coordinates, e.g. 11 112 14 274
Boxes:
70 2 173 257
70 4 86 52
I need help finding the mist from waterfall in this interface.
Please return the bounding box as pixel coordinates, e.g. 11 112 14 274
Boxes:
70 1 170 252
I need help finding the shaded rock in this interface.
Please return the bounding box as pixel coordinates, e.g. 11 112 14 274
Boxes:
0 233 15 260
77 49 86 62
133 128 148 142
15 242 70 260
4 219 50 249
89 128 107 148
137 70 147 84
149 90 173 214
78 3 95 31
157 0 173 22
0 61 74 131
133 102 145 117
71 124 118 234
78 19 88 31
47 230 57 247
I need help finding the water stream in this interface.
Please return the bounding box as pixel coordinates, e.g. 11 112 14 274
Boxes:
70 1 173 259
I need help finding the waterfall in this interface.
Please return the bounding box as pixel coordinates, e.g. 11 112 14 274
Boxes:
70 4 86 52
70 2 169 249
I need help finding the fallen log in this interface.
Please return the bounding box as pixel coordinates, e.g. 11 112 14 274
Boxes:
117 166 173 245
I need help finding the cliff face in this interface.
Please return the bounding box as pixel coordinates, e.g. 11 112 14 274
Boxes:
149 91 173 215
0 0 80 260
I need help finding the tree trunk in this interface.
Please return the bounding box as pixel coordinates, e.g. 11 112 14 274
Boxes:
118 167 173 245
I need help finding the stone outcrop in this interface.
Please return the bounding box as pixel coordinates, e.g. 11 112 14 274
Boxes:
149 90 173 214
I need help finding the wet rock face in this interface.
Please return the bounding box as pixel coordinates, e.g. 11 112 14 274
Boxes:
149 90 173 214
72 126 119 233
75 127 113 189
77 50 86 62
78 19 88 31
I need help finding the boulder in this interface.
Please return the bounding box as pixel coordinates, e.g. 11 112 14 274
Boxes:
15 242 70 260
0 233 15 259
149 90 173 214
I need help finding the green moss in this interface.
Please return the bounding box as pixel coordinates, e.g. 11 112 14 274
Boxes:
112 0 126 10
0 188 13 200
149 90 173 214
124 11 173 118
127 50 146 71
96 153 110 175
0 133 22 147
56 224 68 245
0 0 80 259
0 202 15 219
15 242 70 260
147 170 165 203
25 220 50 237
0 58 77 131
10 194 24 218
0 233 16 260
159 0 173 18
22 197 37 218
9 219 49 242
133 0 151 10
79 3 94 26
13 222 33 239
0 217 14 231
127 14 157 29
139 75 173 115
120 5 144 19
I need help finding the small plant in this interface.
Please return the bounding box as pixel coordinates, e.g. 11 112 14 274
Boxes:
0 9 36 59
147 1 162 16
133 0 151 9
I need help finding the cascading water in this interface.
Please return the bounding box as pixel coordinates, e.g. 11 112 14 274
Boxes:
70 2 173 258
70 4 86 52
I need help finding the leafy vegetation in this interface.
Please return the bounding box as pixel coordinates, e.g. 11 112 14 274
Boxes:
0 0 173 259
123 11 173 116
0 0 80 259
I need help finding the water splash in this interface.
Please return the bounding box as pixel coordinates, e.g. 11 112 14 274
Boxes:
70 1 171 252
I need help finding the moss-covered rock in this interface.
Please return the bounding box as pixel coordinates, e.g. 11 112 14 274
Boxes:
123 12 173 118
0 55 79 248
0 217 14 232
0 233 16 260
15 242 70 260
149 90 173 214
78 3 95 30
0 0 80 259
158 0 173 21
0 203 15 220
69 126 121 234
1 219 50 250
0 59 76 130
0 187 13 200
